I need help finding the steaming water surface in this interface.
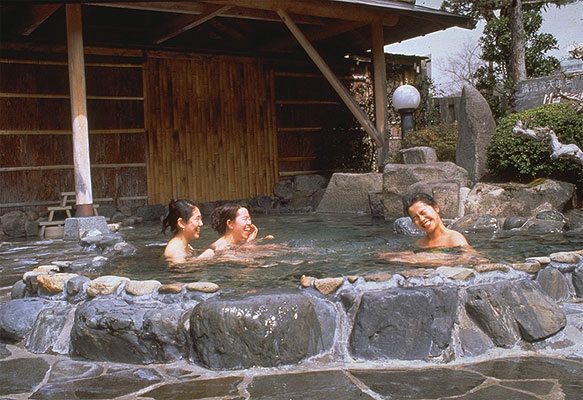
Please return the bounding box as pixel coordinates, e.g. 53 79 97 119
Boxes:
1 214 582 296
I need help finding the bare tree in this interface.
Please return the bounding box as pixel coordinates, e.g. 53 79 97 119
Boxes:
438 40 485 95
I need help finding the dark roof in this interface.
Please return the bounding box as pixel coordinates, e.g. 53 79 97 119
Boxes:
0 1 473 59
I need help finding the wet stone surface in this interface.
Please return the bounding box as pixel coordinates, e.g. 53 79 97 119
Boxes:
141 376 243 399
349 368 486 399
1 349 582 399
0 357 49 396
30 367 163 399
246 370 375 400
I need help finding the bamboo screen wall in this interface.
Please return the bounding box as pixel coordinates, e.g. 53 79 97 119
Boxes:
0 53 147 211
143 54 278 204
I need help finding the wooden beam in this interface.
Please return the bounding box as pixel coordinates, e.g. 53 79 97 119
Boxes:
153 5 232 44
0 163 146 173
66 4 94 215
261 20 367 52
15 4 62 36
88 2 325 25
372 20 388 163
276 9 382 147
0 129 145 136
211 0 400 24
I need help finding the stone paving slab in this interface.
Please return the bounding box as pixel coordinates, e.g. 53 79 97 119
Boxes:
1 347 583 400
245 370 376 400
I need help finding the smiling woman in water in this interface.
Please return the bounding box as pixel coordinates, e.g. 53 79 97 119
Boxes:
162 199 205 264
199 204 274 258
378 192 486 266
404 192 469 249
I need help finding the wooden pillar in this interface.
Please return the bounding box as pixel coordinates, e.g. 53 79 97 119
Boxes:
277 9 382 147
66 4 93 216
372 20 389 168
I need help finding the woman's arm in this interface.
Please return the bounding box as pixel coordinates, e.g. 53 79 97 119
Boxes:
197 248 215 259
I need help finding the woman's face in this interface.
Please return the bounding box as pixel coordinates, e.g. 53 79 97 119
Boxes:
408 200 441 233
228 207 253 241
182 207 203 240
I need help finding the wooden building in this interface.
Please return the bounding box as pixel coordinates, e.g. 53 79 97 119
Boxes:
0 1 470 211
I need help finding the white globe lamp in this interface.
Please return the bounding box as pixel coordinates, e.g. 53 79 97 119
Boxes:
392 84 421 138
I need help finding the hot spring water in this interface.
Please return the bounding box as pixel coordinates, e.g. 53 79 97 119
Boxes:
1 213 582 297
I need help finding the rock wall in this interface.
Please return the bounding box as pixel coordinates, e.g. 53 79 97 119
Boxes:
1 249 582 370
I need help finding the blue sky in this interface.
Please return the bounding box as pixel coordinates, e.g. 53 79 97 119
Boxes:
385 0 583 94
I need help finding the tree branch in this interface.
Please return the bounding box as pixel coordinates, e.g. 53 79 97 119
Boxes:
557 90 583 113
513 120 583 165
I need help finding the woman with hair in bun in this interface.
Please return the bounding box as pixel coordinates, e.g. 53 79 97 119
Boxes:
204 204 273 254
162 199 204 264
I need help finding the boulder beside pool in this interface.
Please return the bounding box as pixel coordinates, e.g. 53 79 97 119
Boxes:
190 292 325 369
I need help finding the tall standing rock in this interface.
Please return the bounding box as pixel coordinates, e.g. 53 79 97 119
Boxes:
456 86 496 185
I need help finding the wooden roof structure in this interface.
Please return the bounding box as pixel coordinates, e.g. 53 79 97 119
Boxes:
0 1 471 211
1 1 471 58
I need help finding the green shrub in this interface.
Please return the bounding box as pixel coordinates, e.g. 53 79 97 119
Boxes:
486 103 583 184
401 123 458 162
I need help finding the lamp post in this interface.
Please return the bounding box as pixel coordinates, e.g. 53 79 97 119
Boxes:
392 84 421 139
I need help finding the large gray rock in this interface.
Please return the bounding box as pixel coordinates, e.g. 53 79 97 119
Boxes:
349 286 458 360
400 146 438 164
0 298 50 342
465 279 566 347
382 163 468 218
464 180 575 217
536 267 570 301
190 292 324 369
393 217 424 236
383 162 469 194
63 216 110 241
317 173 382 214
26 302 74 354
1 210 28 238
71 299 190 364
274 174 328 209
450 214 500 234
573 266 583 298
405 180 461 219
456 85 495 184
136 205 165 222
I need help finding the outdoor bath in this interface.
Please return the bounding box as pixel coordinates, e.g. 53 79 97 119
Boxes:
1 213 583 398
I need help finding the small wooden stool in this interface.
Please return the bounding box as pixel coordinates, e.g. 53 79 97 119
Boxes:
39 192 73 238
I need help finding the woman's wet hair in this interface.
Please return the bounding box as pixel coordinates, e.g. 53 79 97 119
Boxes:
162 199 199 234
402 192 438 217
211 204 247 235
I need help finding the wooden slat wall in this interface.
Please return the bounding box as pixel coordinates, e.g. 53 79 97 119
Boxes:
0 55 147 210
274 61 358 176
144 54 278 204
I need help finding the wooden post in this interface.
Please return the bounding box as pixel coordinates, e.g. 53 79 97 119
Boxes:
372 20 389 167
66 4 94 216
277 9 382 147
